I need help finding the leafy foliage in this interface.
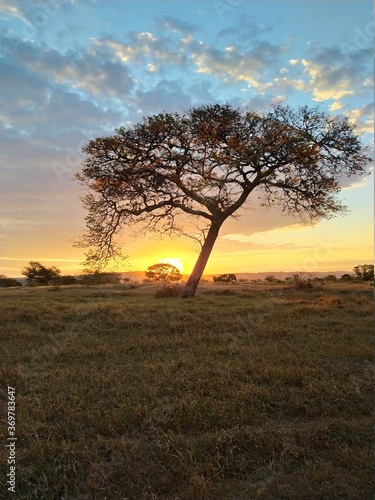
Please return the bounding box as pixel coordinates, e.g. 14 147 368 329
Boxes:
78 270 121 285
21 261 61 286
287 274 313 289
353 264 374 281
145 263 182 283
0 275 22 287
213 273 237 283
340 273 352 281
76 103 370 296
264 274 278 283
54 275 79 285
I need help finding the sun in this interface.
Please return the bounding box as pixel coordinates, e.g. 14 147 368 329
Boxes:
158 258 184 273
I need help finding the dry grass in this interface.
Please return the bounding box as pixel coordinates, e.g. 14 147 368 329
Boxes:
0 281 373 499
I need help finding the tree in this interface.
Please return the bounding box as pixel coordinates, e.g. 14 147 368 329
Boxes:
213 273 237 283
0 275 22 287
145 263 182 283
353 264 374 281
264 274 277 283
340 273 352 281
75 103 370 298
78 270 121 285
54 275 79 285
21 261 61 286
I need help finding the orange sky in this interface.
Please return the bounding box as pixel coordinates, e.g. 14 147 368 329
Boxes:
2 176 372 278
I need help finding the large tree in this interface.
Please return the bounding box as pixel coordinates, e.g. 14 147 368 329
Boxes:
75 104 370 297
145 263 182 283
353 264 374 281
21 261 61 286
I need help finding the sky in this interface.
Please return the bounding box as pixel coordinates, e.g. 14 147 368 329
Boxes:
0 0 373 278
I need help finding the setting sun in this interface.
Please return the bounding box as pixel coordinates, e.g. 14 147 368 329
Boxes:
158 258 184 273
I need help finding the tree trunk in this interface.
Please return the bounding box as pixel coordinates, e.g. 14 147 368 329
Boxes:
182 220 222 298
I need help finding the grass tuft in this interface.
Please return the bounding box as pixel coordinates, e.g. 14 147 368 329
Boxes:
154 284 184 298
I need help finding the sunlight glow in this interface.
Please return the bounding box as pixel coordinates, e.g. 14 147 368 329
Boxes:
158 258 184 273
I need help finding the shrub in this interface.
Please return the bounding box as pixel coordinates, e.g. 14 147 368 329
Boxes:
288 274 313 289
78 271 121 285
0 277 22 287
265 274 277 283
213 273 237 283
323 274 337 281
340 274 352 281
154 284 183 298
53 275 79 285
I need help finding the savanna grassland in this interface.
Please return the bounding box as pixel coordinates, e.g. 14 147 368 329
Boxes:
0 281 373 499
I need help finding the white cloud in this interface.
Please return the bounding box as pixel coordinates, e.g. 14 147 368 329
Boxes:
330 101 344 111
347 103 374 134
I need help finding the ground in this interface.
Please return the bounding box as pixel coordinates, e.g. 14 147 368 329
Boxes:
0 281 373 499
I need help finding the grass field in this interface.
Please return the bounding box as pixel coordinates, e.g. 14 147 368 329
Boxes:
0 281 373 499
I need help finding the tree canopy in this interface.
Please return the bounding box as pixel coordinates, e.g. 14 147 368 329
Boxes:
21 261 61 286
75 103 370 297
145 263 182 283
353 264 374 281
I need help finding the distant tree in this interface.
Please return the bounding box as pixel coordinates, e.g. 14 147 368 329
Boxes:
340 273 352 281
145 263 182 283
75 103 370 298
0 276 22 287
78 270 121 285
213 273 237 283
21 261 61 286
353 264 374 281
54 275 79 285
288 273 313 289
264 274 277 283
323 274 337 281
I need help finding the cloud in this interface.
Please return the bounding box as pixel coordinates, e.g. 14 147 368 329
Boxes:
156 16 200 35
285 45 373 103
94 32 187 67
135 80 193 115
347 103 374 134
1 36 135 100
0 6 372 277
218 19 272 43
191 41 287 90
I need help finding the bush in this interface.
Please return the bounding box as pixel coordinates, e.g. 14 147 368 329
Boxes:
154 284 183 298
53 275 79 285
323 275 337 281
288 274 313 289
0 277 22 287
340 274 352 281
78 271 121 285
265 274 277 283
213 273 237 283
